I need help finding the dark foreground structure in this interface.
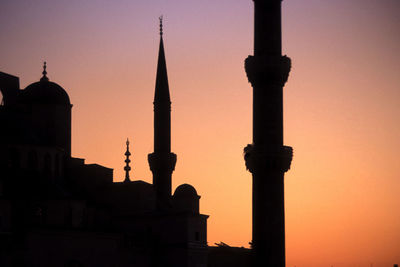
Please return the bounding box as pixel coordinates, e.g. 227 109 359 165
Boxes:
1 0 293 265
244 0 293 266
0 23 209 267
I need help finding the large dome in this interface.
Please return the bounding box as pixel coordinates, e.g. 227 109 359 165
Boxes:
22 79 70 105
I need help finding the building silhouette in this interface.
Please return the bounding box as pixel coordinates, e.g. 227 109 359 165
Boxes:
0 21 209 267
0 0 294 265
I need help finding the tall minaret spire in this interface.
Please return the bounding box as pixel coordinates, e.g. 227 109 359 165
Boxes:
153 15 171 132
148 17 177 210
124 138 131 183
244 0 293 266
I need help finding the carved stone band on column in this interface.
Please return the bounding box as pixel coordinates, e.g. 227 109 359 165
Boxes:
245 55 291 87
148 152 177 172
244 144 293 174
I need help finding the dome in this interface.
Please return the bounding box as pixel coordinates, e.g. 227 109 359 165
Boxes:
22 62 70 105
174 183 198 198
22 79 70 105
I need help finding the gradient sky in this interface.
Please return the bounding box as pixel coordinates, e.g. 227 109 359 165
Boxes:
1 1 399 266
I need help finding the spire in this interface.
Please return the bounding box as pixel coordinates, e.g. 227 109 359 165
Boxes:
154 16 170 104
159 15 163 36
40 61 49 82
124 138 131 183
148 17 177 209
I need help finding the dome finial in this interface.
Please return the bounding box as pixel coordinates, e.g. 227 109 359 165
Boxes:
124 138 132 183
41 61 49 82
159 15 163 36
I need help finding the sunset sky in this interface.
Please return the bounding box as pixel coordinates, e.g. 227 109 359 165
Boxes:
1 0 399 266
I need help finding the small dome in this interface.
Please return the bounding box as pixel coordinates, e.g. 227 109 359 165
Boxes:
22 79 70 105
174 183 198 198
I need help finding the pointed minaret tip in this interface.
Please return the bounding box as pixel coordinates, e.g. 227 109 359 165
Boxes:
159 15 163 37
154 16 170 104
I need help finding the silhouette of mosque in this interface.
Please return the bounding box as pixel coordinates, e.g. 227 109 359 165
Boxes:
0 0 294 265
0 19 223 267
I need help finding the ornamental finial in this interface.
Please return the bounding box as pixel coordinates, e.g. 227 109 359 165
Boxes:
41 61 49 82
159 15 163 36
124 138 132 183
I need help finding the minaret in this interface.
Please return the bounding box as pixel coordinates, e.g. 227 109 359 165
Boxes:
124 138 131 183
243 1 293 267
148 17 177 210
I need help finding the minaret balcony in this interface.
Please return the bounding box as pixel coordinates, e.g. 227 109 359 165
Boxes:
244 144 293 174
148 152 177 173
245 54 291 87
